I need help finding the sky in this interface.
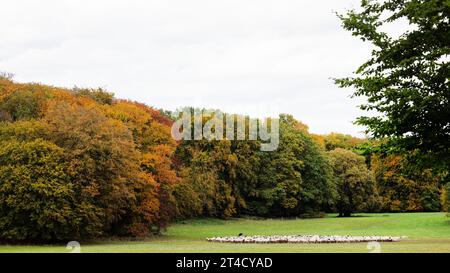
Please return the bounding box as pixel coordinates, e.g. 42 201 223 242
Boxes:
0 0 375 137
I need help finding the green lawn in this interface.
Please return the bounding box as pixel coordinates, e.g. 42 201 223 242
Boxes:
1 213 449 253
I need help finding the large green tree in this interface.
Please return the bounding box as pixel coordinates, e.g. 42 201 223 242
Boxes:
336 0 450 171
246 115 335 217
328 148 379 217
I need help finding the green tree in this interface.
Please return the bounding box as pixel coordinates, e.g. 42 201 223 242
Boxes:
328 148 379 217
176 141 238 219
248 115 335 217
336 0 450 171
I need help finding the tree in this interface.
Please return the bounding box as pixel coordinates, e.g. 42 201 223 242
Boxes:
140 145 181 232
336 0 450 172
176 140 238 219
43 101 148 236
372 154 442 212
247 115 335 217
0 139 76 241
328 148 379 217
106 100 181 233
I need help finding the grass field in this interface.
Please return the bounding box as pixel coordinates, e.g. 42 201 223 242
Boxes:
0 212 449 253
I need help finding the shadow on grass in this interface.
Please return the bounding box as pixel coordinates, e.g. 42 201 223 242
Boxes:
176 218 231 226
333 214 390 218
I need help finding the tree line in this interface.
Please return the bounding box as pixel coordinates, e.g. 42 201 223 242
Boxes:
0 75 447 242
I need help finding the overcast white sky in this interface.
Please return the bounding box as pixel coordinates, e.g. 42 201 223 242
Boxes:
0 0 375 137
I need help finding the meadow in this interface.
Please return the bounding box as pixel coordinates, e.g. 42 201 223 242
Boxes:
0 212 449 253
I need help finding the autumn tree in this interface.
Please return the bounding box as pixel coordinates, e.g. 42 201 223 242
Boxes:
0 79 180 240
0 139 75 241
372 154 442 212
43 101 151 236
0 120 110 241
106 100 181 233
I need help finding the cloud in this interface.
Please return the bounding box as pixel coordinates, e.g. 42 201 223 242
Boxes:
1 0 377 136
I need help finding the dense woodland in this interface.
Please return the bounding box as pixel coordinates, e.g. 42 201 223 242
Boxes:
0 75 447 242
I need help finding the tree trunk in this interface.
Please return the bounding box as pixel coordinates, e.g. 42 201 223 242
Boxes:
338 211 352 217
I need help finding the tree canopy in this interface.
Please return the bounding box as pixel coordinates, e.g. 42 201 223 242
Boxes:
336 0 450 172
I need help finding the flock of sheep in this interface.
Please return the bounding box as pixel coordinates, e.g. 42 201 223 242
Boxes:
206 235 403 244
